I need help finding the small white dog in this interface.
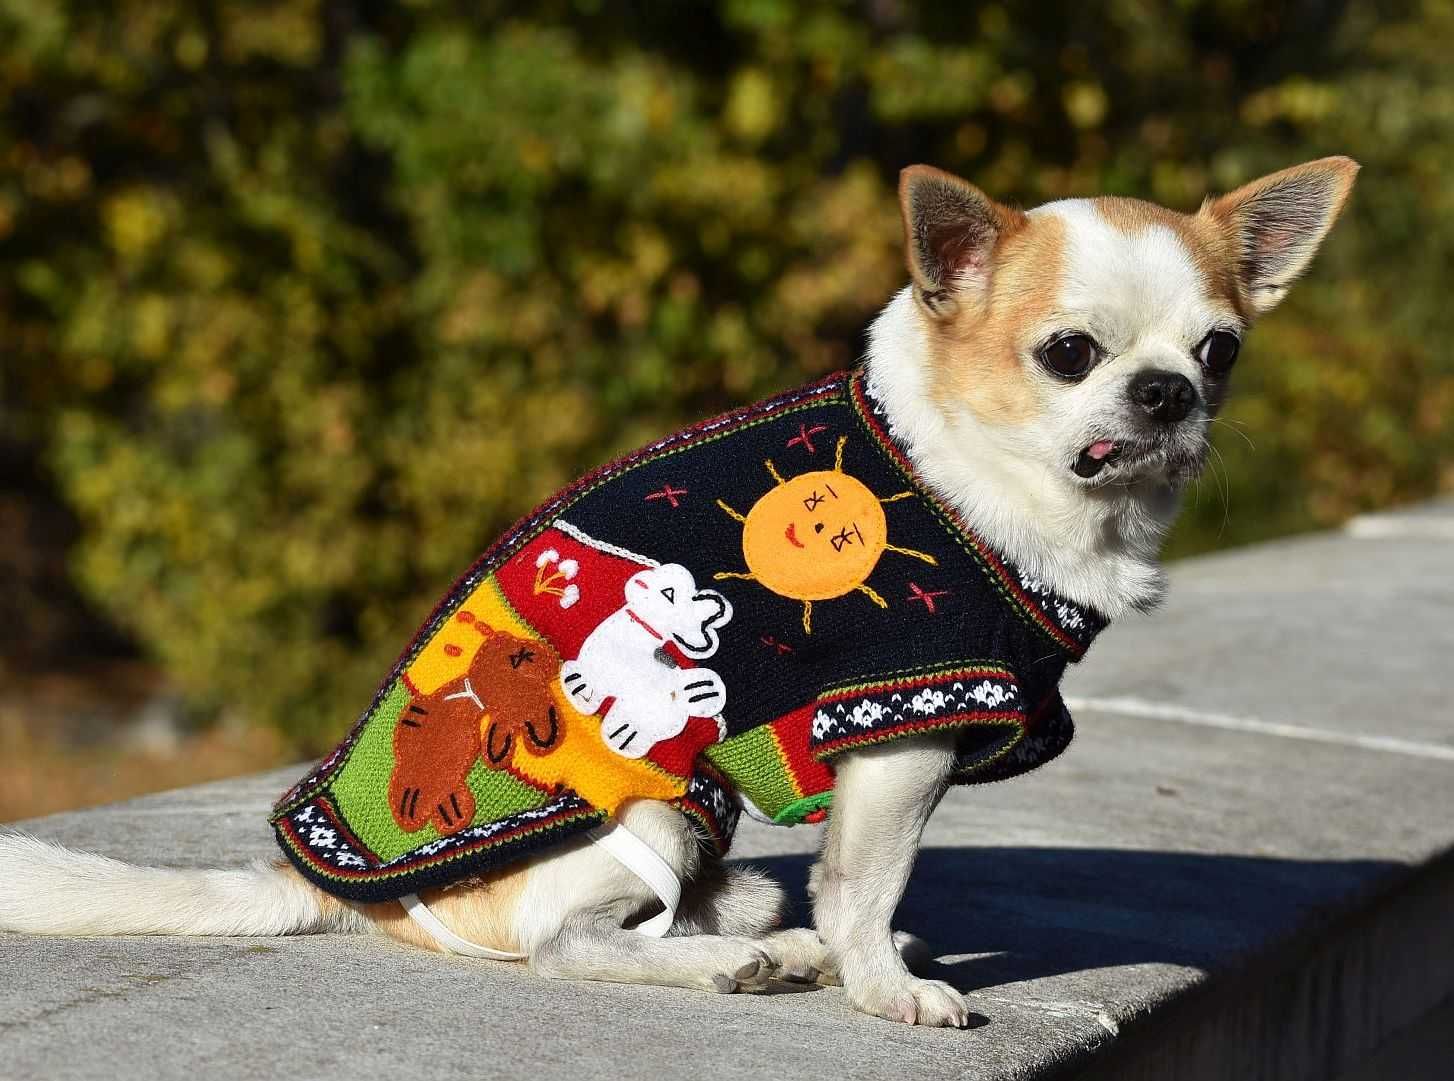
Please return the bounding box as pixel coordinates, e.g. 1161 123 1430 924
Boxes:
0 156 1357 1027
560 564 732 758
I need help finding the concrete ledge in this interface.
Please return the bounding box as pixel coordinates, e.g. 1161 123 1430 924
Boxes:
4 502 1453 1081
1345 497 1454 540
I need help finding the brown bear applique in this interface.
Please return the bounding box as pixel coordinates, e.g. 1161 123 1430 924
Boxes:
389 627 562 835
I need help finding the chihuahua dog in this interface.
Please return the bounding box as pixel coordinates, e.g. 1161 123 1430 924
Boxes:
0 158 1356 1027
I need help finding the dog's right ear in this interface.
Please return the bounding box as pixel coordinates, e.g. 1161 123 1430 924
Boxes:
899 165 1025 320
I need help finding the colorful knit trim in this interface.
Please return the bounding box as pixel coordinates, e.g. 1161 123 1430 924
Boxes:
276 790 606 895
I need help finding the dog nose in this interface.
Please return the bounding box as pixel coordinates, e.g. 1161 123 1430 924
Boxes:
1127 370 1197 423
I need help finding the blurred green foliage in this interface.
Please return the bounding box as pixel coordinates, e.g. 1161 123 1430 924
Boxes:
2 0 1449 750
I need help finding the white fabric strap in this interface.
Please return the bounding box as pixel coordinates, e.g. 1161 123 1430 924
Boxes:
398 819 681 958
586 821 681 937
398 892 526 960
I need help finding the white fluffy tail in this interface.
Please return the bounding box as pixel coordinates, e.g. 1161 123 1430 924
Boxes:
0 831 362 938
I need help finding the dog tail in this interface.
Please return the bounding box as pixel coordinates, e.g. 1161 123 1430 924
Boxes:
0 831 365 938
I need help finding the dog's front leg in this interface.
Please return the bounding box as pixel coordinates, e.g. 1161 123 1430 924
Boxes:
813 733 971 1027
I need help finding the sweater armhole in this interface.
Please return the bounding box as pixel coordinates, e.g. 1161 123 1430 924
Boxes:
808 662 1025 761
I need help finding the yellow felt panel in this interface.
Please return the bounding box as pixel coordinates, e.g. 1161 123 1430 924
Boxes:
406 576 539 695
466 576 538 640
509 684 686 811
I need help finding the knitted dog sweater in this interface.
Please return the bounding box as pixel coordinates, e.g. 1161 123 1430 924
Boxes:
272 370 1108 901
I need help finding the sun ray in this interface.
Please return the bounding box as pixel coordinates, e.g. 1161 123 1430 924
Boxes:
764 459 786 486
879 490 915 504
715 499 748 523
714 570 757 582
884 543 938 565
833 435 847 472
856 583 888 609
801 601 813 635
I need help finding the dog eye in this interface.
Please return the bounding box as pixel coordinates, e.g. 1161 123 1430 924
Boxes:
1197 330 1241 375
1038 334 1096 378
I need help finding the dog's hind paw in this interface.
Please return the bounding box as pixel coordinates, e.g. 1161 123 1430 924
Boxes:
763 927 929 986
705 941 776 993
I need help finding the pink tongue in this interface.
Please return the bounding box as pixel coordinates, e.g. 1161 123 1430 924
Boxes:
1087 440 1117 461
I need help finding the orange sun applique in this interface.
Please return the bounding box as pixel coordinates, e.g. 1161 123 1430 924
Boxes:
714 436 936 633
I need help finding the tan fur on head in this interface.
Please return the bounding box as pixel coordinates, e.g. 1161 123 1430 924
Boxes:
898 165 1026 321
920 212 1065 425
893 157 1360 432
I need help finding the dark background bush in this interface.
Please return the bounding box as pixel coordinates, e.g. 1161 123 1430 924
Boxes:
2 0 1449 754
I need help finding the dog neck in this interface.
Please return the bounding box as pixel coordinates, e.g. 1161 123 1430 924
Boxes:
864 287 1178 619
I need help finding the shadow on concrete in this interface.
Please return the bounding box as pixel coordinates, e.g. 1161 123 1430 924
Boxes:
739 847 1399 993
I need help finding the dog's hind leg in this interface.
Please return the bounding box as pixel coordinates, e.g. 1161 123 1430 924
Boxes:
531 912 778 993
668 859 783 938
508 801 784 993
668 858 879 986
749 926 931 986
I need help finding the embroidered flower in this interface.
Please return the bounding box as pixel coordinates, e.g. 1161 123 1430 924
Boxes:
534 549 581 608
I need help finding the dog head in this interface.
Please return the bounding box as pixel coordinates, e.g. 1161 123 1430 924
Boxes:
895 158 1358 492
624 564 733 659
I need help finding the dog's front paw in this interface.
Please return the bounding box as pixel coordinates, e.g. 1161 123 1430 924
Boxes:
849 975 972 1028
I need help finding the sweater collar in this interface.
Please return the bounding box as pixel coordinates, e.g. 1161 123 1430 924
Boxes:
848 368 1109 659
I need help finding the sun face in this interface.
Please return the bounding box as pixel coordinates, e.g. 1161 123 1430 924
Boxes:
741 470 887 601
715 437 935 633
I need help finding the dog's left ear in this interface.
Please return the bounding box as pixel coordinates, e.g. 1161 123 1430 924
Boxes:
1199 156 1360 316
899 165 1026 320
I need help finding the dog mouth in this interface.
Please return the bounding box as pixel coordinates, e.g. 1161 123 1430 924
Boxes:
784 523 805 548
1072 438 1173 481
1072 439 1125 479
1073 427 1209 485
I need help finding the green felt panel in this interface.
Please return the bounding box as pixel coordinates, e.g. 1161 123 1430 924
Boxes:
328 680 551 862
